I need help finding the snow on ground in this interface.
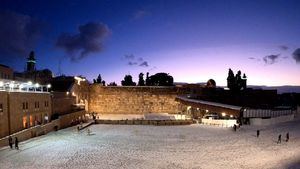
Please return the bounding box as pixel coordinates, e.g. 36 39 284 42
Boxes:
1 118 300 169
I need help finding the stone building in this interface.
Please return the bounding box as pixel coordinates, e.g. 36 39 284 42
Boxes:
14 51 53 84
0 64 13 80
0 90 52 138
51 75 89 110
50 76 89 127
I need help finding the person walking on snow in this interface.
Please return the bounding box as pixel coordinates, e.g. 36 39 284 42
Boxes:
277 134 281 144
233 124 237 131
286 132 289 142
15 137 19 150
8 136 13 149
257 130 260 138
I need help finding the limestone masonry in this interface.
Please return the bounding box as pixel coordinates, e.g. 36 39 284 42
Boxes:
88 85 183 115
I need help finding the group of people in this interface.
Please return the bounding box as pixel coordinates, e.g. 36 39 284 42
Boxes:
8 136 19 150
256 130 290 144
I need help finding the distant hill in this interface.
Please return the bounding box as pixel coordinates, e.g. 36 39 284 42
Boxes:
174 82 300 94
247 85 300 94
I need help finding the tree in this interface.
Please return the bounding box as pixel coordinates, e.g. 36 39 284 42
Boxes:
227 68 235 90
145 72 150 86
121 75 136 86
138 73 145 86
227 68 247 92
93 74 102 84
146 72 174 86
93 74 106 86
108 82 117 86
235 70 242 90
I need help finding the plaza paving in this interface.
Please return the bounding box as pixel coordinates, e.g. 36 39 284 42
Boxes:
1 118 300 169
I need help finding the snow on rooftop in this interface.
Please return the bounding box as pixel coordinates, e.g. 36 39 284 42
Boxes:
177 95 242 110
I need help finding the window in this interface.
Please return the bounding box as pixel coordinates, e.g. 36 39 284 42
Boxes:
23 116 27 128
23 102 26 110
0 103 3 112
35 101 40 108
44 101 49 107
26 102 28 109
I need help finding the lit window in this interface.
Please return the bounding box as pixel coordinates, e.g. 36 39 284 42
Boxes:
23 116 27 128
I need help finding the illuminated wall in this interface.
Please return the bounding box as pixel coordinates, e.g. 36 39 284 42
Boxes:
88 86 182 115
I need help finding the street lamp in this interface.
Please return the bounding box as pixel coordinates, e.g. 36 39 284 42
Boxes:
9 83 14 91
46 84 51 92
27 81 32 91
35 83 39 91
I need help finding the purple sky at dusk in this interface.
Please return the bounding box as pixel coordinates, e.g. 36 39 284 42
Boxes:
0 0 300 86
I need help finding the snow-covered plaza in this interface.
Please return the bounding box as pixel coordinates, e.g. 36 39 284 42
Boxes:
1 118 300 169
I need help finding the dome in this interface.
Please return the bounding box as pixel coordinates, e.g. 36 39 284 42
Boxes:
206 79 216 88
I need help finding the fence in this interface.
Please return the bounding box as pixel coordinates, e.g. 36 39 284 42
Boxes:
249 114 294 126
201 119 237 127
243 109 293 118
0 119 60 147
95 119 193 126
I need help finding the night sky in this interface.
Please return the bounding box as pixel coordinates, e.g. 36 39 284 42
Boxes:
0 0 300 86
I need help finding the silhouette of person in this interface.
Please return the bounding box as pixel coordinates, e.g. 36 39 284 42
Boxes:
257 130 260 138
286 132 289 142
8 136 13 149
15 137 19 150
277 134 281 144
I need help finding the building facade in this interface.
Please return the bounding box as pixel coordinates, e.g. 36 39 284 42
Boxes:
0 64 13 80
0 91 52 138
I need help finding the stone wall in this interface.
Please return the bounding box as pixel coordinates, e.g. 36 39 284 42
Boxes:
59 110 86 129
0 92 9 138
52 92 76 114
0 119 60 147
89 86 182 115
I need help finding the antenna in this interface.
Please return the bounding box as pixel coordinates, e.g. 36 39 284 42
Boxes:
57 59 62 76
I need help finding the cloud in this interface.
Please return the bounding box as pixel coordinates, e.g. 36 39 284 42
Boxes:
137 57 143 62
124 54 135 60
282 56 289 59
263 54 280 65
56 22 110 61
128 61 137 65
248 57 256 60
279 45 289 51
139 61 149 67
292 48 300 63
133 10 149 20
0 10 44 63
124 54 151 67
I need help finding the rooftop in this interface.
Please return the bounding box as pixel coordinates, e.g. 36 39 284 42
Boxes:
176 95 242 111
0 79 51 93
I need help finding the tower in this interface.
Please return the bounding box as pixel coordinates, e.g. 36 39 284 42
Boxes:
27 51 36 72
